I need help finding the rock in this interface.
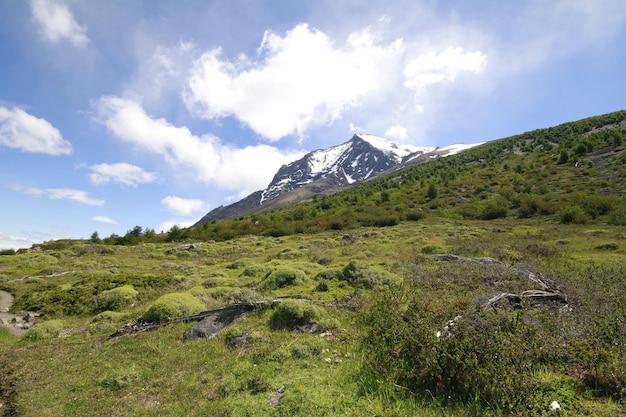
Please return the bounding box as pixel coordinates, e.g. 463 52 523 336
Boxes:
23 312 38 322
268 385 285 407
182 303 256 342
226 330 252 349
166 243 201 254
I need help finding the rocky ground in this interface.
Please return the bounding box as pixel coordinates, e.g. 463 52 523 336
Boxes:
0 290 28 336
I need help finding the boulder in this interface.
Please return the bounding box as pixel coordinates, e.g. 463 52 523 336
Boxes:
182 304 256 342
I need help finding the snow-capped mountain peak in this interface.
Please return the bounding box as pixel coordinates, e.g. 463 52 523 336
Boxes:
260 134 434 203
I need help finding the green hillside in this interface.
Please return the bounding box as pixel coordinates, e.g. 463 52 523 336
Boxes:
1 111 626 416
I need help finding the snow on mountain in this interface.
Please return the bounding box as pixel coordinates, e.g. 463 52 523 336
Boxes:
357 134 433 161
436 142 485 156
260 134 434 204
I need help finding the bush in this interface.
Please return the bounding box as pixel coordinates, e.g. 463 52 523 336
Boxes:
340 261 402 289
269 299 334 331
25 320 64 341
479 196 509 220
97 285 138 311
92 311 125 323
258 267 306 291
558 205 591 224
144 292 205 322
360 292 546 411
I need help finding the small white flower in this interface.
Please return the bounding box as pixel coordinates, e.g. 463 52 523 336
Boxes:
549 400 561 411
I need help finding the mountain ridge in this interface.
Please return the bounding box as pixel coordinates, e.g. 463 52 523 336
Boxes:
194 134 480 225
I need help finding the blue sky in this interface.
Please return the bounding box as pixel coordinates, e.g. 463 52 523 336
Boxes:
1 0 625 249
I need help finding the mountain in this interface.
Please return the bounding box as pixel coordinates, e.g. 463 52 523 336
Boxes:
194 134 480 225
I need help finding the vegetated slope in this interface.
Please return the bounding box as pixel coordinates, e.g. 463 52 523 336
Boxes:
193 134 477 225
177 110 626 242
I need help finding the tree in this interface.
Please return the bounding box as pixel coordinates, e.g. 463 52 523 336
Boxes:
167 225 184 242
128 225 143 237
90 231 100 243
426 183 438 200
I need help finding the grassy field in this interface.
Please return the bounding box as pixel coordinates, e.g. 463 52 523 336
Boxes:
1 217 625 416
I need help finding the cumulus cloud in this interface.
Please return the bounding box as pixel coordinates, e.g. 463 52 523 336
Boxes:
0 106 72 155
95 96 303 195
403 47 487 93
87 162 157 187
384 125 409 141
92 216 118 225
184 23 404 141
14 186 104 206
30 0 89 47
161 196 208 216
0 232 37 250
157 219 196 234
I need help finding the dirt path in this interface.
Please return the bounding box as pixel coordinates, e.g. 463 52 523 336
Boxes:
0 290 26 336
0 290 14 312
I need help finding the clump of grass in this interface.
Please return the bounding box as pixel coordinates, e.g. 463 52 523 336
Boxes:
92 310 125 323
269 299 337 331
258 267 306 291
143 292 206 322
25 320 64 341
97 285 138 311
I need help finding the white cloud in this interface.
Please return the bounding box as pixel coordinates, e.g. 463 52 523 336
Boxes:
0 232 37 250
92 216 118 225
30 0 89 47
403 47 487 92
15 186 104 206
161 196 208 216
157 219 196 234
95 96 303 195
384 125 409 141
348 123 364 133
184 23 404 141
0 106 72 155
87 163 157 187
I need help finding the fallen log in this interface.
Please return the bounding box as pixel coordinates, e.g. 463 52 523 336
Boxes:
107 296 324 341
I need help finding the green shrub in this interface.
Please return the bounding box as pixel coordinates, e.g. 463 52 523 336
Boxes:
608 205 626 226
558 205 591 224
340 261 401 289
258 267 306 291
226 258 254 269
421 244 443 254
314 268 343 282
92 310 125 323
241 264 266 277
478 196 509 220
595 242 618 251
144 292 205 322
360 292 546 412
97 285 138 311
25 320 64 341
269 299 334 331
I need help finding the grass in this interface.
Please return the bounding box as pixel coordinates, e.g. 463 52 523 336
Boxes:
1 218 625 415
